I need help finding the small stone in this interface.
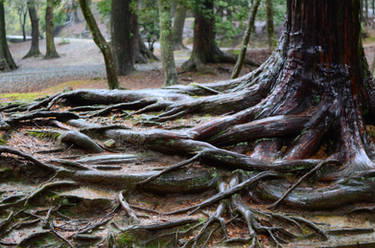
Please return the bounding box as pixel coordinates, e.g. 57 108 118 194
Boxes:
63 86 73 92
103 139 116 148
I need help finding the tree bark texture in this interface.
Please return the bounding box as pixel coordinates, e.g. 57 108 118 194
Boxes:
79 0 119 89
24 0 41 58
158 0 178 86
111 0 135 76
0 0 17 72
45 0 59 59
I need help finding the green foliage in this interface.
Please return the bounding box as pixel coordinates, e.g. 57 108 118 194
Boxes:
257 0 286 26
4 0 30 35
5 0 68 35
96 0 160 51
214 0 250 41
138 0 160 51
96 0 111 17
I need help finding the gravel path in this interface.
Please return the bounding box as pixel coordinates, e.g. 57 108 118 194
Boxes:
1 38 188 93
0 64 106 93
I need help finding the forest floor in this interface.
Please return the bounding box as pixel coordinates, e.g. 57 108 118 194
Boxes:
3 32 375 247
2 91 375 248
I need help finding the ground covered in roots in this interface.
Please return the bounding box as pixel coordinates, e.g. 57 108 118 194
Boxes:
3 74 375 247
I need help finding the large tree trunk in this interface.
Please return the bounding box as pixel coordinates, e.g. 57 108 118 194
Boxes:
44 0 59 59
111 0 135 76
0 0 17 72
172 1 187 50
158 0 178 85
277 0 373 174
79 0 119 89
24 0 41 59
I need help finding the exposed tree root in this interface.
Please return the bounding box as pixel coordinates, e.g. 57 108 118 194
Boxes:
58 130 104 153
3 15 375 245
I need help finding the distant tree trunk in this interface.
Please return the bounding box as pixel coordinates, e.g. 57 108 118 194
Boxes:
231 0 261 79
45 0 59 59
366 0 369 23
266 0 275 51
135 36 159 63
373 0 374 15
0 0 17 72
24 0 41 58
20 8 27 41
111 0 135 76
129 1 158 64
172 1 187 50
72 0 81 23
158 0 178 85
79 0 119 89
182 0 258 72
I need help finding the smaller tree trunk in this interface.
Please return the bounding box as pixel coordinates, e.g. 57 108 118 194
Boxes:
21 9 27 41
45 0 59 59
158 0 178 86
135 36 159 63
111 0 135 76
231 0 261 79
182 0 258 72
172 1 187 50
24 0 41 58
0 0 17 72
72 0 81 23
265 0 275 51
79 0 119 89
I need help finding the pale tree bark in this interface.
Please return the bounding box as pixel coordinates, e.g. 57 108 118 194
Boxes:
24 0 41 58
0 0 17 72
79 0 119 89
45 0 59 59
231 0 261 79
172 0 187 50
158 0 178 86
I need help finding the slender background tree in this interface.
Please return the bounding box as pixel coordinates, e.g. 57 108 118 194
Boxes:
158 0 178 85
79 0 119 89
